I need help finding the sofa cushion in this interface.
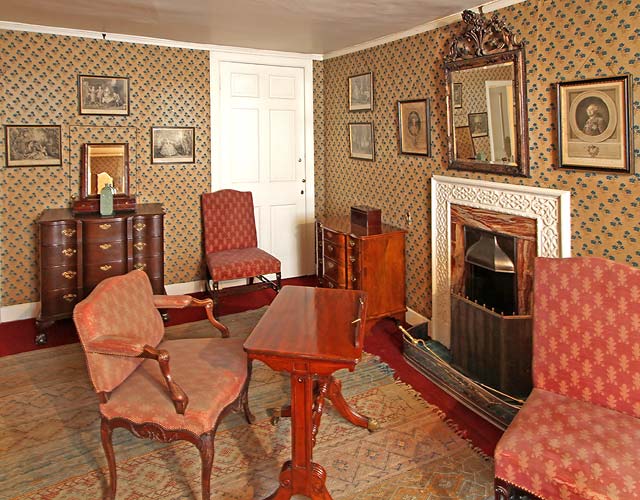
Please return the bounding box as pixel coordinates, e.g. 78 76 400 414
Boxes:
495 388 640 500
100 337 248 436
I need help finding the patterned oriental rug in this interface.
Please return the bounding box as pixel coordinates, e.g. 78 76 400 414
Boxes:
0 307 494 499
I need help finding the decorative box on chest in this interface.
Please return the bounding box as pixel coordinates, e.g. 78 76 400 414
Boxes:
36 203 165 344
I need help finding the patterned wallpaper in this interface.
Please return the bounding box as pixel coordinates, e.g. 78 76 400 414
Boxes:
318 0 640 318
0 31 211 305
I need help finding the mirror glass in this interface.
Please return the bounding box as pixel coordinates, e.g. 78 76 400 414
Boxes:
451 62 516 165
82 143 129 198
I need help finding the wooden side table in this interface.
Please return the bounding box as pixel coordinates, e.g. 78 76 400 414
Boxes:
243 286 377 500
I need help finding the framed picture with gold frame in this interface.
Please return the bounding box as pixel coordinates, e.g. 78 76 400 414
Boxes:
556 75 632 173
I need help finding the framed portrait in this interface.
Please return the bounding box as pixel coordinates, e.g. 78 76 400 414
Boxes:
4 124 62 167
78 75 129 115
454 126 475 160
557 75 632 173
453 83 463 109
398 99 431 156
348 72 373 111
151 127 195 164
468 112 488 138
349 122 375 161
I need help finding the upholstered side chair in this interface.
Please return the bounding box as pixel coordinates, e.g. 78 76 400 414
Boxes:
73 269 254 500
494 257 640 500
201 189 281 309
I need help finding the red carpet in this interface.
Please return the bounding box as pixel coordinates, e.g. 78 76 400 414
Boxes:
0 276 502 455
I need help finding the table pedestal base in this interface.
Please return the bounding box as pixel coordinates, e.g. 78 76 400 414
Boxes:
265 460 332 500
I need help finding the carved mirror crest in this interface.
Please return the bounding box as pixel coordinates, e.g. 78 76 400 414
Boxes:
445 10 530 177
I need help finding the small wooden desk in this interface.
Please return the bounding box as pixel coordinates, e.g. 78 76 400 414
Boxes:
244 286 377 500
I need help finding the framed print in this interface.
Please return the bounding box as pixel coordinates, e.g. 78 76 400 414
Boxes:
557 75 632 172
151 127 195 164
468 112 488 138
453 83 463 109
4 125 62 167
398 98 431 156
78 75 129 115
454 126 475 160
348 72 373 111
349 122 375 160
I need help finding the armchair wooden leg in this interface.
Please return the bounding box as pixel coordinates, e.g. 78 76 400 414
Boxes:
100 418 117 500
276 272 281 291
243 361 256 424
198 432 214 500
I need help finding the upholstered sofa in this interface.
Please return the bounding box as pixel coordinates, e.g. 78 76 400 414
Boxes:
494 257 640 500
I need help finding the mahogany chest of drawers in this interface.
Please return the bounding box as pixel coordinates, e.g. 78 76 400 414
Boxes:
316 215 406 325
36 203 165 344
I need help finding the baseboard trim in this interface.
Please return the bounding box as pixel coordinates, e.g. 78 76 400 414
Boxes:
405 307 429 326
0 302 39 323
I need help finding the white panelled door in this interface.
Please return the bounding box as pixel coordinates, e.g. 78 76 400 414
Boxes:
219 61 311 279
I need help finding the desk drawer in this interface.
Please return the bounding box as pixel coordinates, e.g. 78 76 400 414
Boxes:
132 237 163 258
132 216 163 240
40 288 81 317
83 240 127 264
323 228 345 247
132 256 164 279
41 265 79 291
40 222 77 247
41 244 78 267
323 239 345 264
83 261 127 288
83 220 127 242
322 257 346 287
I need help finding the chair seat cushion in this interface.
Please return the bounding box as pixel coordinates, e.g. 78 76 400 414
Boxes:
495 388 640 499
100 338 248 436
206 247 281 282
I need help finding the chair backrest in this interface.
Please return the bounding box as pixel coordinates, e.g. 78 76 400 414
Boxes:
533 257 640 417
73 270 165 394
202 189 258 254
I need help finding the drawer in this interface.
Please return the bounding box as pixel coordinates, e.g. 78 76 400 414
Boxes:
83 220 127 242
83 261 127 289
322 257 346 287
83 240 128 264
321 276 343 290
322 228 345 246
40 222 78 247
40 288 81 317
323 239 345 264
41 265 79 292
132 256 164 279
132 236 163 258
41 245 78 267
132 216 163 240
346 235 360 252
347 265 361 290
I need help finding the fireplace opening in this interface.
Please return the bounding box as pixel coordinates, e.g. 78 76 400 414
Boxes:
464 227 518 316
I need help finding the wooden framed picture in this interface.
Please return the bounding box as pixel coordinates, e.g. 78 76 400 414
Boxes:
349 122 375 160
348 72 373 111
398 99 431 156
557 75 632 173
4 124 62 167
78 75 129 115
468 112 488 138
453 83 463 109
151 127 195 164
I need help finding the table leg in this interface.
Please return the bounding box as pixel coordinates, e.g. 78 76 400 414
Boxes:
264 373 332 500
326 377 379 431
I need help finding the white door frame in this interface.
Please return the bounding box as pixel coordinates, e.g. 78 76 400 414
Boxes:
209 51 315 235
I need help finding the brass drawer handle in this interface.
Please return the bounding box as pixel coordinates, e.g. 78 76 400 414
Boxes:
62 248 77 256
134 222 146 232
327 244 334 253
99 243 112 250
351 276 357 282
61 228 76 237
100 264 112 272
349 240 356 247
324 231 333 239
63 293 77 302
134 242 146 251
349 256 356 263
325 260 335 270
326 280 335 288
62 271 76 279
134 263 147 271
99 224 112 230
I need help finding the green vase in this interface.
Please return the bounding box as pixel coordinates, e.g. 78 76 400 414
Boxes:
100 183 116 216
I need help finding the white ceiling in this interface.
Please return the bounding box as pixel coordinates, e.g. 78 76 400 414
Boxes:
1 0 499 55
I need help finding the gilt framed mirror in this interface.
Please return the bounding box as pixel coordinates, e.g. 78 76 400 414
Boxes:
445 10 529 177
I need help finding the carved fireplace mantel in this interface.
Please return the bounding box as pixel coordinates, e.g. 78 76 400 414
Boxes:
431 175 571 347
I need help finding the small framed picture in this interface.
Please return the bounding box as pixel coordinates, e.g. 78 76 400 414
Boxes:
349 122 375 161
398 99 431 156
78 75 129 115
453 83 463 109
557 75 632 173
151 127 195 164
468 112 489 138
348 72 373 111
4 125 62 167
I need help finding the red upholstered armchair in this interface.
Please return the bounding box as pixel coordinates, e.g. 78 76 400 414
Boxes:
73 270 254 500
202 189 281 307
494 257 640 500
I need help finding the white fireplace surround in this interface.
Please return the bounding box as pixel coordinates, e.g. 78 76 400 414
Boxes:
431 175 571 348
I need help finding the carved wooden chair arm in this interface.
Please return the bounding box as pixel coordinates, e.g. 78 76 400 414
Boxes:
152 295 230 337
139 344 189 415
84 335 145 356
